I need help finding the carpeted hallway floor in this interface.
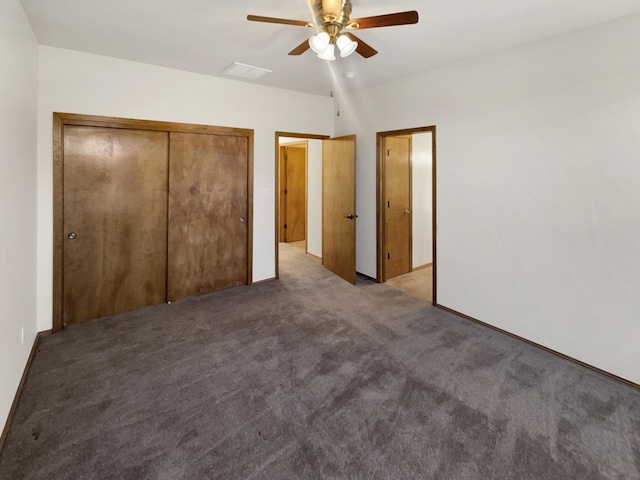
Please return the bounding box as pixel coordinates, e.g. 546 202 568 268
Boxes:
1 243 639 479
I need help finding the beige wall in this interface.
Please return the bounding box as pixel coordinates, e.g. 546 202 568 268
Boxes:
412 132 433 268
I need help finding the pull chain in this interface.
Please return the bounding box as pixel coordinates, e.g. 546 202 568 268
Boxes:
328 51 341 117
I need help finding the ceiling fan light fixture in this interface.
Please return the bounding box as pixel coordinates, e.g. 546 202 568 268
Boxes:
336 34 357 57
317 43 336 61
248 1 417 60
309 32 330 54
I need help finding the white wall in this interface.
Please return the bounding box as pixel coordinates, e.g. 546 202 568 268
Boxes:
336 13 640 384
306 139 323 258
37 46 333 332
0 0 38 432
412 132 433 268
278 137 323 258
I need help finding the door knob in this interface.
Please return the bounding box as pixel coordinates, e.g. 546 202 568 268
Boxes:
239 217 245 222
404 210 411 215
67 232 77 240
344 214 358 220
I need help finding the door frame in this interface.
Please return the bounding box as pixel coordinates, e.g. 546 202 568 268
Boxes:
274 132 330 279
376 126 437 305
53 112 254 332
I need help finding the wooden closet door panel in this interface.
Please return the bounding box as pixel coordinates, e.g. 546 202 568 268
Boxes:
63 126 169 324
168 132 248 301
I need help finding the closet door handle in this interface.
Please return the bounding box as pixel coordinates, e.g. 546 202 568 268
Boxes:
239 217 245 222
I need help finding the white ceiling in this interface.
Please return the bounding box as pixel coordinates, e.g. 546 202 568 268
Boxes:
19 0 640 96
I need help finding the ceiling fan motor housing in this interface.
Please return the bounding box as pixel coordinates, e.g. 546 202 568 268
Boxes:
314 0 352 42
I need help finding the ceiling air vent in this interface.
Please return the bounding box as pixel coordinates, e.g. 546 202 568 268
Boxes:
221 62 271 80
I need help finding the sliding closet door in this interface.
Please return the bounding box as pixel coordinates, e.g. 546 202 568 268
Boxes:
62 126 169 324
168 132 249 301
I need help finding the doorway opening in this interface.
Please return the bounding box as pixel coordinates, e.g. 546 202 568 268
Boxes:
275 132 329 279
279 141 308 245
376 126 437 304
274 132 357 284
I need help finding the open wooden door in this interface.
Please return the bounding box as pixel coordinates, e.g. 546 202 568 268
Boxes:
322 135 356 284
279 145 307 242
285 146 307 242
384 135 412 280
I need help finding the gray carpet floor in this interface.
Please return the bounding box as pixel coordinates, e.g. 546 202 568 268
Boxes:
1 243 639 479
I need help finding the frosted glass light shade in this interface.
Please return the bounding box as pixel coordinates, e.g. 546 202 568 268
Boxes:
317 43 336 61
336 35 358 57
309 32 330 54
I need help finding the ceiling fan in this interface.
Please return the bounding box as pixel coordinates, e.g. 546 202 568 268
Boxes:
247 0 419 60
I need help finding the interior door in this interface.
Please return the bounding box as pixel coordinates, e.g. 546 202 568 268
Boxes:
168 132 249 302
384 135 412 280
285 146 306 242
63 126 169 324
322 135 357 284
279 146 286 242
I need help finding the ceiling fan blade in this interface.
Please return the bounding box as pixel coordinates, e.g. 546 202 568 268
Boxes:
347 11 418 29
344 32 378 58
247 15 311 27
289 39 311 56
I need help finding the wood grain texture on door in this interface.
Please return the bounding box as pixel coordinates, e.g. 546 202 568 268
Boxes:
322 135 356 284
279 146 287 242
63 126 169 324
168 132 249 301
285 146 306 242
384 135 412 280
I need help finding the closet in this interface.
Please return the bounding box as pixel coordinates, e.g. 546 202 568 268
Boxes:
54 114 253 331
